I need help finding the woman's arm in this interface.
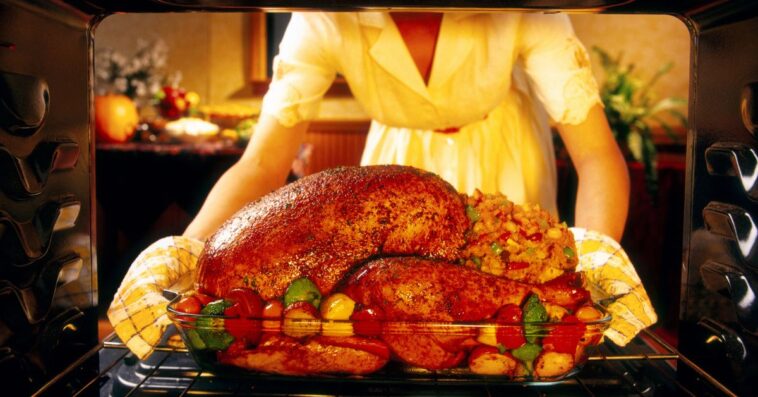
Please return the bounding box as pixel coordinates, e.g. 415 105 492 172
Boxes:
557 104 630 241
183 114 310 241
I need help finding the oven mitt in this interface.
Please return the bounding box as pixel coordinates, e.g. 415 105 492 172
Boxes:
107 236 204 360
570 227 658 346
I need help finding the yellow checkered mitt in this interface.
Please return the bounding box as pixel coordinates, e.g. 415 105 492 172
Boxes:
570 227 658 346
107 236 204 359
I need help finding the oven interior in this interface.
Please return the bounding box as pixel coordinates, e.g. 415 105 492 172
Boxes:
1 0 757 396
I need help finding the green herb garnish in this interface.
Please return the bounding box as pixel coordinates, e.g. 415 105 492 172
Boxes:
472 256 482 268
466 205 480 223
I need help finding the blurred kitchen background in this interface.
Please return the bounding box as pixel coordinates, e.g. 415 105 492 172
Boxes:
93 13 690 343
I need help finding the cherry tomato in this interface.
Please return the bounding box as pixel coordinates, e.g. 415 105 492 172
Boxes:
226 288 264 318
350 306 385 337
224 306 262 344
495 304 526 349
542 315 586 354
263 300 283 317
223 288 264 344
262 300 284 334
175 296 202 314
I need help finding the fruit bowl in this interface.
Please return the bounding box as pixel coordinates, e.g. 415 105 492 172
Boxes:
167 291 611 382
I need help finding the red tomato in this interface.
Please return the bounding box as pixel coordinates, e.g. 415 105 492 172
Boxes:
224 288 264 344
519 230 542 241
350 306 385 337
174 296 201 314
224 305 262 345
506 261 529 271
495 304 526 349
226 288 264 318
543 315 586 354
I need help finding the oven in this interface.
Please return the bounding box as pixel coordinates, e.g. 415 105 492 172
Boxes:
1 0 757 396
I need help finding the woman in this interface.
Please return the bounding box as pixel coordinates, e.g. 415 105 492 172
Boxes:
184 12 629 241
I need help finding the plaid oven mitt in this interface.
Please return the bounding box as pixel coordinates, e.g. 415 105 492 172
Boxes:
570 227 658 346
107 236 204 360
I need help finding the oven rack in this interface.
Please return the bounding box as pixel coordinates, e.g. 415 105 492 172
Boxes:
32 327 740 397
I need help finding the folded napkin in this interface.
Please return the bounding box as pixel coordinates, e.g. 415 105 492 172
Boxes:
107 236 204 360
109 230 656 359
571 227 657 346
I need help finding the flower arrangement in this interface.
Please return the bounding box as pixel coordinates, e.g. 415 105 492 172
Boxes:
592 46 687 197
95 39 174 104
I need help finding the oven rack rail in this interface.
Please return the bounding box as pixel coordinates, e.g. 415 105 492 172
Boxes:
34 328 737 397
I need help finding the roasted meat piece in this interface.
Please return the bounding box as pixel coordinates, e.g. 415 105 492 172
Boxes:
343 257 590 321
343 257 533 322
197 165 469 300
342 257 591 370
218 334 389 375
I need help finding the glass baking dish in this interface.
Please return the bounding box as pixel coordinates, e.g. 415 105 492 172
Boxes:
167 292 611 382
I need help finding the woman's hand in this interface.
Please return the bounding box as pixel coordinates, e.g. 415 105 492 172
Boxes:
557 104 630 241
183 114 310 241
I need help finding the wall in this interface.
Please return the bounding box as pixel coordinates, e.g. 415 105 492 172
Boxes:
95 12 691 120
571 14 691 121
95 13 249 105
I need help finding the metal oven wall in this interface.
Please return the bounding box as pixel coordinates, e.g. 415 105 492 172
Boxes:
0 0 97 394
679 5 758 396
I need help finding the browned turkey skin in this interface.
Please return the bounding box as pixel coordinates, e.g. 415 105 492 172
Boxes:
197 165 469 300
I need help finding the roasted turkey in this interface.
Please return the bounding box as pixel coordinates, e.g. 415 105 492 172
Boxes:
193 165 591 375
197 165 469 300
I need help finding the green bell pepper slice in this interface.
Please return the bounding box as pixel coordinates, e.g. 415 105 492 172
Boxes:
284 277 322 308
522 294 547 343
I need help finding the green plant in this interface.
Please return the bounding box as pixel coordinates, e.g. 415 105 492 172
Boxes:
592 46 687 197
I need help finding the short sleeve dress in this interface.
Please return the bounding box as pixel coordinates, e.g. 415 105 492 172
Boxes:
261 12 601 216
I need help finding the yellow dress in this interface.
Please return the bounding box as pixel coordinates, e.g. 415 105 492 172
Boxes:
261 12 601 216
